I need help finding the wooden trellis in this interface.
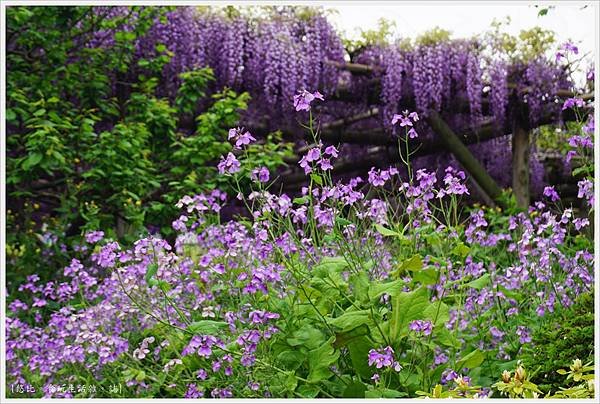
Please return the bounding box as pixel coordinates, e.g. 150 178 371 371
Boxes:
275 61 593 208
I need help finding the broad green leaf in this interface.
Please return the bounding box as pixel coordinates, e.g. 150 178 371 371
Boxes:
187 320 228 335
423 300 450 326
307 337 339 383
333 324 370 348
343 381 367 398
310 173 323 186
456 349 485 369
287 325 325 350
464 273 491 290
374 223 399 237
401 254 423 272
390 286 429 342
368 279 405 301
328 310 370 332
297 384 320 397
277 350 305 370
347 336 373 379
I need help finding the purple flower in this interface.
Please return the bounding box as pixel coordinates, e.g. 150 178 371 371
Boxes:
85 230 104 244
409 319 433 336
543 186 560 202
319 158 333 171
562 97 585 110
367 346 396 369
306 147 321 162
293 89 324 111
516 326 531 344
577 179 594 207
228 127 256 149
324 145 339 158
217 153 241 175
441 369 458 385
408 128 418 138
251 167 270 183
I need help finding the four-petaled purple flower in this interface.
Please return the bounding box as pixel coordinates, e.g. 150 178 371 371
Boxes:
543 186 560 202
294 89 324 111
228 128 256 149
409 319 433 336
218 152 241 175
562 97 585 110
251 167 270 183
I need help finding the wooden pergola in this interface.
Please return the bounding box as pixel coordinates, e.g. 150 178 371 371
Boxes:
274 61 593 208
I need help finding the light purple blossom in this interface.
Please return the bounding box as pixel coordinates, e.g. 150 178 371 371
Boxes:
218 152 241 175
409 319 433 336
293 89 324 111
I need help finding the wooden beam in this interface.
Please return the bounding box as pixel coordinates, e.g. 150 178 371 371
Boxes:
425 110 504 203
512 119 531 208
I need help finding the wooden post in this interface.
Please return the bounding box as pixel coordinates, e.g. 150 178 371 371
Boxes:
426 110 504 204
512 119 530 208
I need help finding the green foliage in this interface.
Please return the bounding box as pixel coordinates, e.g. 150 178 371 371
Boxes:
5 7 292 289
518 292 594 393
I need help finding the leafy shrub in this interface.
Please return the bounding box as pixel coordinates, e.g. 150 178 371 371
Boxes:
5 7 292 290
519 292 594 392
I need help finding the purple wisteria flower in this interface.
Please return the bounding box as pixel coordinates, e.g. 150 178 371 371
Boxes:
217 152 241 175
293 89 324 111
409 319 433 336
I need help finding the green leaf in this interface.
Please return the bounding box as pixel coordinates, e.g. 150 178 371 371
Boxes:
293 196 309 205
347 336 373 379
186 320 228 335
287 325 325 350
401 254 423 272
297 384 320 397
307 337 339 383
277 350 305 370
456 349 485 369
310 173 323 186
333 324 370 348
411 267 438 285
464 273 491 290
343 381 367 398
21 152 43 171
390 286 429 342
328 310 370 332
374 223 398 237
145 262 158 285
313 256 348 277
335 217 352 227
423 300 450 326
451 242 470 258
6 108 16 121
368 279 405 301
